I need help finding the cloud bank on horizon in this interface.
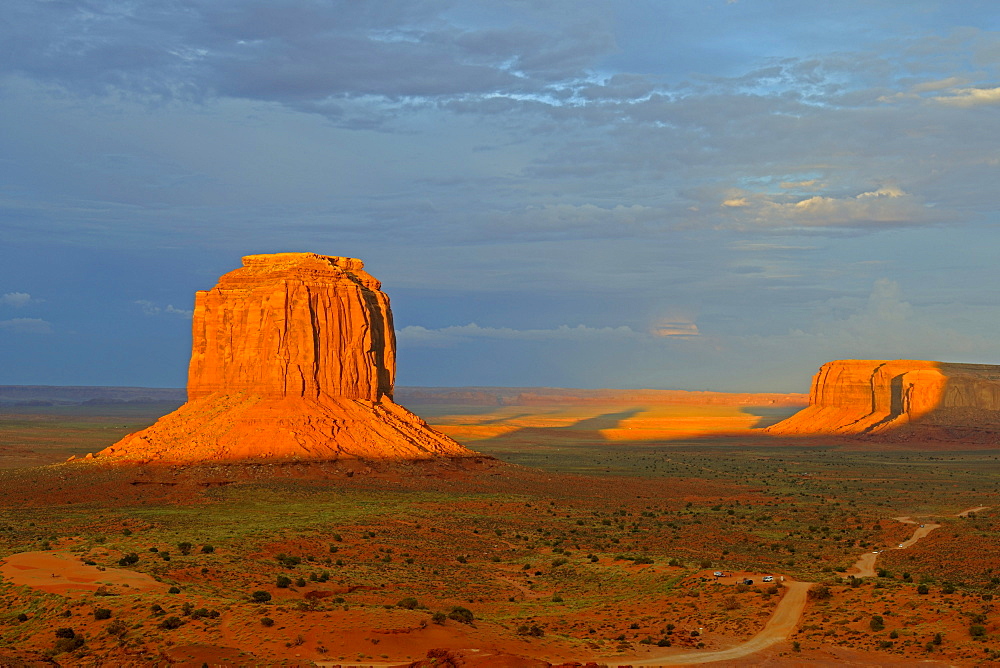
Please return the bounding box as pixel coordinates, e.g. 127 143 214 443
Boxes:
1 0 999 392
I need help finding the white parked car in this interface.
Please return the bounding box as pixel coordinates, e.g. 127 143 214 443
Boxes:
713 571 724 577
762 575 774 582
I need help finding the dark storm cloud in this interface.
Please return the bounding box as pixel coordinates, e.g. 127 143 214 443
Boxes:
2 0 615 116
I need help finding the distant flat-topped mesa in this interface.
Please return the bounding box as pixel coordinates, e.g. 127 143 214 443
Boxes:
90 253 473 463
766 359 1000 441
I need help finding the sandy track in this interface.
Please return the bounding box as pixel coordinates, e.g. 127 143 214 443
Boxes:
628 580 811 666
624 505 989 666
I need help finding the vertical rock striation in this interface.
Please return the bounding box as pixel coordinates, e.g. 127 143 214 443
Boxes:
766 359 1000 440
95 253 473 462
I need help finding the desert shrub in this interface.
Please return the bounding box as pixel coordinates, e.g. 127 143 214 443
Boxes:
150 604 165 616
148 546 158 552
158 616 184 630
277 554 302 568
917 584 929 594
177 542 193 556
251 590 272 603
160 552 171 561
190 608 211 619
432 611 447 624
456 555 468 563
201 545 215 554
870 615 885 632
970 624 986 638
551 594 563 603
792 641 801 652
656 639 671 647
53 636 85 654
54 628 76 639
261 617 275 627
890 630 899 639
276 575 292 588
118 553 139 567
397 597 419 610
16 613 27 622
181 602 194 616
877 569 890 578
551 557 568 567
723 595 740 610
448 606 474 624
93 608 112 620
933 632 943 645
106 619 127 637
878 640 893 649
809 584 831 600
295 577 306 587
168 586 181 594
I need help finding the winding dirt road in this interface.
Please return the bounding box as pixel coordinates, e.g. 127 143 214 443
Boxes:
630 581 811 666
615 505 987 666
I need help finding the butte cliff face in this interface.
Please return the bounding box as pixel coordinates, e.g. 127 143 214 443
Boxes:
766 359 1000 441
94 253 473 462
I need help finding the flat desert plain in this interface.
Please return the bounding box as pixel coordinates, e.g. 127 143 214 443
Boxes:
0 388 998 666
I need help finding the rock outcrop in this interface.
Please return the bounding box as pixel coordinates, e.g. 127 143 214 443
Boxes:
767 359 1000 440
93 253 474 462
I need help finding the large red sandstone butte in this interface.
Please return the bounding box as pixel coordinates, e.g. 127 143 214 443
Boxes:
767 359 1000 440
92 253 474 462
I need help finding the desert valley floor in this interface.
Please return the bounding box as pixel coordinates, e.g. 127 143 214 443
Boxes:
0 387 998 666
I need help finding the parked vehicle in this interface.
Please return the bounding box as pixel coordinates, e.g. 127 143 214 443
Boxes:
743 578 754 585
762 575 774 582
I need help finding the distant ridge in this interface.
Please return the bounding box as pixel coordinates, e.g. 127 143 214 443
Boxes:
0 385 186 407
1 385 807 408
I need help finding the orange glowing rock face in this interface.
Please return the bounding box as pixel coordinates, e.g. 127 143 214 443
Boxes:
96 253 473 463
766 359 1000 438
186 253 395 402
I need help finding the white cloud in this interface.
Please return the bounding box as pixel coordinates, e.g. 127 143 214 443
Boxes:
650 318 700 338
0 318 53 334
135 300 193 317
721 186 933 229
746 278 992 364
933 86 1000 107
1 292 34 307
397 322 642 346
779 180 820 189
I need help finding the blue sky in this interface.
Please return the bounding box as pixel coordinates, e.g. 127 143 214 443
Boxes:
2 0 999 392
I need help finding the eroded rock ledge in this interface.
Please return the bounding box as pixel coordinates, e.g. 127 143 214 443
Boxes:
767 359 1000 441
87 253 474 463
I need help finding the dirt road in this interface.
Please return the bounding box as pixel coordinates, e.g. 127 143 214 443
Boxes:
622 506 986 666
629 580 811 666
